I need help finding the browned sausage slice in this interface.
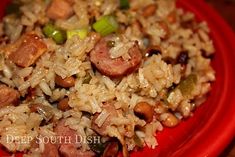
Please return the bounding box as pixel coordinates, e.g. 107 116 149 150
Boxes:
46 0 74 20
0 84 19 108
54 120 95 157
54 120 78 147
65 0 75 5
90 36 142 77
8 32 47 68
60 144 95 157
41 142 59 157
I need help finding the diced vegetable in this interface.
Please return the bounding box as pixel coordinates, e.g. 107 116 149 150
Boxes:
43 24 55 37
92 15 119 36
42 23 66 44
177 74 197 97
120 0 130 9
83 74 92 84
89 137 107 155
66 28 88 40
166 74 197 104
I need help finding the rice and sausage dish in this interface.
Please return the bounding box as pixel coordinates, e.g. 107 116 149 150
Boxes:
0 0 215 156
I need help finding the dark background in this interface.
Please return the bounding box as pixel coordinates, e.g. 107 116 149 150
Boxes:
206 0 235 156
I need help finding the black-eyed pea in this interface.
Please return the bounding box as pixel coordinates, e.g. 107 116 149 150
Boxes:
142 4 157 17
177 101 191 118
55 75 75 88
134 102 154 123
167 11 177 24
158 21 170 39
160 112 179 127
144 45 162 57
57 97 70 111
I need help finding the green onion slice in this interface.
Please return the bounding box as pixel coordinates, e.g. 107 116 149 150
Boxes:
43 23 66 44
66 28 88 40
92 15 119 36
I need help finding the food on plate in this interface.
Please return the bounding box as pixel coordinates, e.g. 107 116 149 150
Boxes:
0 0 215 156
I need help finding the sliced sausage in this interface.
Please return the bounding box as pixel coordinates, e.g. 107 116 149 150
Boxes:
8 32 47 67
54 120 78 147
65 0 75 5
91 103 118 136
41 142 59 157
60 144 95 157
89 36 142 77
0 84 19 108
54 120 95 157
54 120 79 156
47 0 74 20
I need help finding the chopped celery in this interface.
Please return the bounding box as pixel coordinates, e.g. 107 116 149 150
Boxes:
83 74 92 84
67 28 88 40
92 15 119 36
167 74 197 102
43 23 66 44
120 0 130 9
177 74 197 97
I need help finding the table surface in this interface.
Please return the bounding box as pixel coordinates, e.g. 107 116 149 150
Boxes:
206 0 235 156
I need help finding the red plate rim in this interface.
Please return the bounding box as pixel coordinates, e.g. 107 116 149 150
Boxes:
174 0 235 156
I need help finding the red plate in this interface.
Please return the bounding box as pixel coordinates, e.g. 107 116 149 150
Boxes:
0 0 235 156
